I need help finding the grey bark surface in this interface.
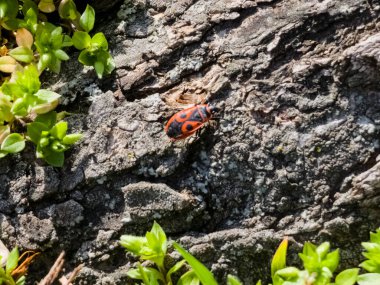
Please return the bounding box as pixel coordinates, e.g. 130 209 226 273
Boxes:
1 0 380 283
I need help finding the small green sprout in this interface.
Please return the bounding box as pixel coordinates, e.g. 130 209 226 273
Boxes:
35 23 71 73
2 65 61 117
71 5 114 78
27 111 82 167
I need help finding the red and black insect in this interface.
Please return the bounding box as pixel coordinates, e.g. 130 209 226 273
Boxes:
165 104 219 141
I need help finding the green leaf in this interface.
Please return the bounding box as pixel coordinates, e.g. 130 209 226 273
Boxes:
104 53 115 74
16 275 26 285
27 122 49 144
42 147 64 167
370 229 380 244
23 7 38 33
177 271 200 285
119 235 147 256
58 0 78 20
2 18 21 30
255 281 262 285
227 274 243 285
62 134 82 145
35 111 57 129
1 133 25 153
62 35 73 47
0 125 10 144
22 0 38 16
322 249 340 273
78 50 95 66
16 64 41 94
50 121 68 140
0 56 17 73
274 267 300 280
127 265 165 284
11 98 28 117
80 5 95 33
0 95 14 123
94 61 104 79
38 0 55 13
271 238 288 278
141 221 167 267
31 100 59 115
72 31 91 50
357 273 380 285
50 140 68 152
360 260 380 273
149 221 167 254
0 150 8 158
6 247 19 274
54 49 69 61
91 32 108 50
0 0 18 20
2 82 24 98
9 47 34 63
173 242 218 285
34 89 61 103
167 260 186 285
335 268 359 285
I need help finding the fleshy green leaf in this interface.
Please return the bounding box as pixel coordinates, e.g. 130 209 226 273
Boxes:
42 147 64 167
120 235 147 256
0 96 13 123
94 61 104 79
167 260 186 285
6 247 19 274
11 98 28 117
58 0 79 20
62 134 82 145
2 82 24 99
27 122 49 144
50 121 68 140
9 47 34 63
78 50 95 66
173 242 218 285
271 238 288 278
1 133 25 153
227 274 243 285
274 267 300 280
91 32 108 50
38 0 55 13
0 0 18 20
0 56 17 73
15 276 26 285
54 49 69 61
177 270 200 285
62 35 73 47
72 31 91 50
35 111 57 129
335 268 359 285
34 89 61 103
357 273 380 285
0 125 10 145
80 5 95 33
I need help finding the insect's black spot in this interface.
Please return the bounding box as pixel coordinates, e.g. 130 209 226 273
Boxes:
186 124 193 131
180 113 187 119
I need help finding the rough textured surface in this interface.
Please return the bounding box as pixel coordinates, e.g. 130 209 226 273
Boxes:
1 0 380 284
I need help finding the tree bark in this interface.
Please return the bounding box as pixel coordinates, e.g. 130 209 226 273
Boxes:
1 0 380 283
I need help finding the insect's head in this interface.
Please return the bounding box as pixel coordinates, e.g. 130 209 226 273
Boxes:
207 104 220 115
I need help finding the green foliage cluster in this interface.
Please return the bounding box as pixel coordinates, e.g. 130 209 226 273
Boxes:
0 247 26 285
0 0 114 166
120 223 380 285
